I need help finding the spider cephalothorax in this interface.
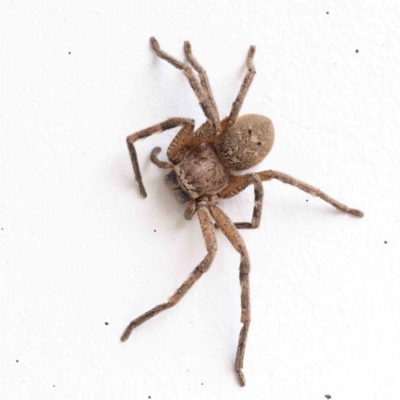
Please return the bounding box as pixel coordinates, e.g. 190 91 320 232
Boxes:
165 144 230 203
122 37 363 387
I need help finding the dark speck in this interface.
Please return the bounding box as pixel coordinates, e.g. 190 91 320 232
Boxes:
154 230 156 232
325 396 332 399
53 385 55 388
248 129 252 135
16 360 19 363
68 52 71 55
201 383 203 385
355 49 359 53
105 322 109 325
306 199 309 202
148 396 151 399
257 142 261 146
326 11 329 14
384 241 387 244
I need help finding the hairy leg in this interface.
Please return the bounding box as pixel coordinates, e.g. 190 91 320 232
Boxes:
227 45 256 127
184 41 220 122
121 203 217 341
150 37 220 132
218 170 364 218
126 118 194 197
217 174 264 229
209 204 251 387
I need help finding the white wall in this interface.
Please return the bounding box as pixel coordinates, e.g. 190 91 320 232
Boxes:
1 1 399 399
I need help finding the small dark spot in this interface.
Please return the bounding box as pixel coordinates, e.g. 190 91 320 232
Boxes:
68 52 71 55
105 322 109 325
326 11 329 14
16 360 19 363
53 385 55 388
384 241 387 244
325 396 332 399
257 142 261 146
355 49 359 53
248 129 252 135
1 227 3 230
148 396 151 399
187 369 190 372
306 199 309 202
154 230 156 232
201 383 203 385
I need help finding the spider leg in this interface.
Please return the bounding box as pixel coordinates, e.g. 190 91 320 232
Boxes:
218 170 364 218
216 174 264 229
227 45 256 127
121 202 217 341
184 41 220 122
127 118 194 197
209 204 251 387
150 37 220 133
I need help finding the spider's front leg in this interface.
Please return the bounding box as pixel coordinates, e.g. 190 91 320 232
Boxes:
209 204 251 387
126 118 194 197
121 202 217 341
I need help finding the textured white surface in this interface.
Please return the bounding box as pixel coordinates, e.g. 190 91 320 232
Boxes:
1 1 400 399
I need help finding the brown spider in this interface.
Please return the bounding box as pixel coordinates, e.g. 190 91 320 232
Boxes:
121 37 364 386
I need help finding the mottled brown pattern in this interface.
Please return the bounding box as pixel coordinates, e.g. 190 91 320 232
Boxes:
173 145 230 199
122 37 364 387
215 114 275 171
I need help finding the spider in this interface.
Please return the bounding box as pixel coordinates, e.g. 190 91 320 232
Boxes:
121 37 364 386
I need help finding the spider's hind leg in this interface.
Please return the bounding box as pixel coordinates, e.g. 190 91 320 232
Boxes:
150 37 220 133
227 45 256 127
184 41 220 122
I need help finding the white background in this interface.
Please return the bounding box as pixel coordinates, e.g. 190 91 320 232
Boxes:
1 1 399 399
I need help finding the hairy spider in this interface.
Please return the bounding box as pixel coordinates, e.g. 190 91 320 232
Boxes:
121 37 364 386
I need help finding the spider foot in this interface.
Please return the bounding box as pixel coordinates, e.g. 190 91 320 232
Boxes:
236 369 246 387
183 40 192 55
349 208 364 218
150 36 159 51
120 322 138 342
246 45 256 71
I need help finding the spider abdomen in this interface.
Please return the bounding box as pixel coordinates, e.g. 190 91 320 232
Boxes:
165 144 229 203
215 114 274 170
